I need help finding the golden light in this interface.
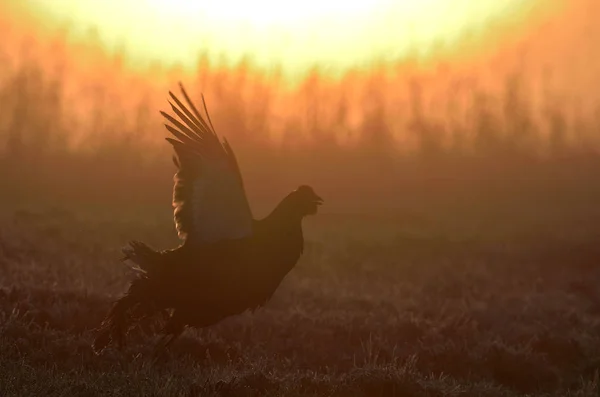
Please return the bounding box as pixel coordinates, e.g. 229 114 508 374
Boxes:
16 0 543 80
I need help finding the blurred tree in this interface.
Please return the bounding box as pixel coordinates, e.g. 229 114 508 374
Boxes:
471 89 501 157
360 70 393 158
503 71 536 155
407 77 444 159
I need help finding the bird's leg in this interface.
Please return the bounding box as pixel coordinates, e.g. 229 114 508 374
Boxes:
115 327 126 351
152 334 170 358
93 294 137 354
157 332 178 351
151 314 185 362
152 330 184 362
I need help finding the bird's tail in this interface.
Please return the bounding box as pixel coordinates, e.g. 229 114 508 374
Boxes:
92 277 156 354
121 240 160 275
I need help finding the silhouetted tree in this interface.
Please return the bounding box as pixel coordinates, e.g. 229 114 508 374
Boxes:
360 71 393 158
472 90 502 157
503 71 535 155
407 77 443 159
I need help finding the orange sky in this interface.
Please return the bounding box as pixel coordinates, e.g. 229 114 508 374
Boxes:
3 0 554 77
0 0 567 80
0 0 598 151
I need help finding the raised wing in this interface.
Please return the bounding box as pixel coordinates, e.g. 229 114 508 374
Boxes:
161 83 253 244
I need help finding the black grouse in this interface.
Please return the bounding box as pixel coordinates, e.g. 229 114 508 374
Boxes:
92 83 323 354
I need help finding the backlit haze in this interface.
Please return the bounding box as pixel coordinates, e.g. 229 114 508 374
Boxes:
2 0 600 211
6 3 600 396
7 0 547 79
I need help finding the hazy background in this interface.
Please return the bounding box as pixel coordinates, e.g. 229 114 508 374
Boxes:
0 0 598 219
4 3 600 394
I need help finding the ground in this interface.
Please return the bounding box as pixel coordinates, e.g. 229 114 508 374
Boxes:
1 201 600 397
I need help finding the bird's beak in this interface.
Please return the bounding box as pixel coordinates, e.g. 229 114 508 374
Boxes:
314 195 324 205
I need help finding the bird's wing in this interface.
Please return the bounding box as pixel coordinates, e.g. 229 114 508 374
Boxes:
161 83 253 244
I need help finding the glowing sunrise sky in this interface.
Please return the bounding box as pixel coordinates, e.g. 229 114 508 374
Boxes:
10 0 550 80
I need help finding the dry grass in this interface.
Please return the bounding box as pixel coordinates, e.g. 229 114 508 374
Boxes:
1 16 600 395
1 199 600 397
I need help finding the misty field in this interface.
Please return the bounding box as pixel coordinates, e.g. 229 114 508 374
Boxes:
2 10 600 394
1 197 600 397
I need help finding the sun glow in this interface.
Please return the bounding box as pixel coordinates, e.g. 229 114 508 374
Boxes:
16 0 541 79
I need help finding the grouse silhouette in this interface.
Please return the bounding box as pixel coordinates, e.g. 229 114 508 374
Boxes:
92 83 323 354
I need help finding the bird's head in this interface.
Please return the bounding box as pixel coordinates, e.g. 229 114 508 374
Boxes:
287 185 324 217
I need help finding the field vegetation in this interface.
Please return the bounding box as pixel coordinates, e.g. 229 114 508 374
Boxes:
1 10 600 394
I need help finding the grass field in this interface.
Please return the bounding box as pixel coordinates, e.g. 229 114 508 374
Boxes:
1 198 600 397
2 12 600 393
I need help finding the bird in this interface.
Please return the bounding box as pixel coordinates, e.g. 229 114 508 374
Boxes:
92 83 323 355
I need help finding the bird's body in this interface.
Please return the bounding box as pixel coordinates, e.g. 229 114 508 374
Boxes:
128 214 304 326
92 84 322 354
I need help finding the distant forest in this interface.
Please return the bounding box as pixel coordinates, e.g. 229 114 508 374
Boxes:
0 20 599 213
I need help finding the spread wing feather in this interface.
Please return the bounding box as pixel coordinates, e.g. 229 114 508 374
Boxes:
161 83 253 244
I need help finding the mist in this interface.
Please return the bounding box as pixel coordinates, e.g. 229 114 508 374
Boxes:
0 0 598 217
